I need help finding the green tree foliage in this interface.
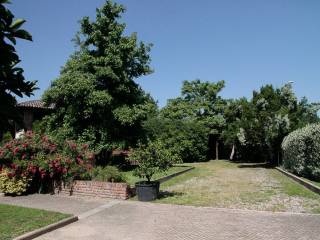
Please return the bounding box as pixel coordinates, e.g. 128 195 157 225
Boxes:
147 80 226 162
144 117 209 162
282 124 320 180
0 0 37 139
130 140 181 182
43 0 156 151
223 83 319 164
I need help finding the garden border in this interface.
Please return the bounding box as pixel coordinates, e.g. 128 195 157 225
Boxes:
13 216 78 240
275 167 320 195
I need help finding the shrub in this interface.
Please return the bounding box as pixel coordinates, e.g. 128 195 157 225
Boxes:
282 124 320 180
0 169 30 195
91 166 126 183
144 118 209 162
130 140 181 182
0 131 94 194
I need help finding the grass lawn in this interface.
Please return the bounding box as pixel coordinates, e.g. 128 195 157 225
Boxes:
0 204 71 240
123 165 191 186
300 176 320 188
155 160 320 214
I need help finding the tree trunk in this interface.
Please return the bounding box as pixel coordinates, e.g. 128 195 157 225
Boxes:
229 144 235 161
215 140 219 160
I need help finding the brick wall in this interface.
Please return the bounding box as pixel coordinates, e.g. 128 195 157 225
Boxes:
56 180 131 200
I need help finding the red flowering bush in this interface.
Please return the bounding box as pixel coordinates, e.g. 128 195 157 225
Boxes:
0 131 94 195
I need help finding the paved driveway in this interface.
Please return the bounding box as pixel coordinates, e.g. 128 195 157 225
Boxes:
37 201 320 240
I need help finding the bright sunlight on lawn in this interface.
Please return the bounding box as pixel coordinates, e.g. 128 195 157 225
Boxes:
0 204 70 240
156 160 320 214
123 165 191 186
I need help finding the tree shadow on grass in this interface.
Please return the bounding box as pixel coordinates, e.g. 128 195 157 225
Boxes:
237 163 273 169
157 190 184 200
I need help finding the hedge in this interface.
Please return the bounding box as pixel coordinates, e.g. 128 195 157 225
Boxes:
282 124 320 180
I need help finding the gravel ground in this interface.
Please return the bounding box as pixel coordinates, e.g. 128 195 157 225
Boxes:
158 161 320 213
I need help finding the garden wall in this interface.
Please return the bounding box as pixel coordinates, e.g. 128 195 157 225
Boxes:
56 181 131 200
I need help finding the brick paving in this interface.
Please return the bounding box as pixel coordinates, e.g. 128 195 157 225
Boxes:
37 201 320 240
0 194 109 215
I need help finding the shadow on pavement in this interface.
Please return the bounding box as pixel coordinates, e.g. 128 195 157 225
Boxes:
157 191 184 200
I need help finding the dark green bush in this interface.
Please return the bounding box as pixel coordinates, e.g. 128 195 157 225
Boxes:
144 118 209 162
91 166 126 183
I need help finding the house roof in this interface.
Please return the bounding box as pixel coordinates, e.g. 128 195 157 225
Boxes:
17 100 55 109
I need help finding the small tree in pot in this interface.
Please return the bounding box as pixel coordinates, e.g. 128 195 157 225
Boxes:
130 140 181 201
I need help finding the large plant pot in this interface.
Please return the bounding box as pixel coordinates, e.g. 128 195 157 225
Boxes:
135 181 160 201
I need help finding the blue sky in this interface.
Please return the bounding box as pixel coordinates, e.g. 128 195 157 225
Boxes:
10 0 320 107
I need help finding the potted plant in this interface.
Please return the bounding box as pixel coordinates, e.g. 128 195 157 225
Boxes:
130 140 180 201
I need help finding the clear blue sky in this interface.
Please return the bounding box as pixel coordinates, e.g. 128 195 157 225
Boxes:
10 0 320 107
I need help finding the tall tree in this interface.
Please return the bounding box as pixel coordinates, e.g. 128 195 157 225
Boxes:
161 79 226 160
0 0 37 139
43 0 155 152
223 83 319 164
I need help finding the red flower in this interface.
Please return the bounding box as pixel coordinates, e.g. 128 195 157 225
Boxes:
42 136 48 142
22 143 28 148
11 163 16 169
13 147 19 155
22 153 27 160
86 164 92 170
89 153 95 160
7 172 15 178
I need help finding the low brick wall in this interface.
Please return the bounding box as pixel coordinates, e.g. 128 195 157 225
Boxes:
56 180 131 200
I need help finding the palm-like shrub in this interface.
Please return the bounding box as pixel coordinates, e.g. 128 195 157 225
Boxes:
282 124 320 180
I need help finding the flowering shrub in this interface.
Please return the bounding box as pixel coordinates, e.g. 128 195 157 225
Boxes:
0 169 30 195
0 131 94 195
282 124 320 180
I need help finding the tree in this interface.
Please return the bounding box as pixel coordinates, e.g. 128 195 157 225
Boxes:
0 0 37 139
43 0 155 152
223 83 319 164
144 116 209 162
151 79 226 162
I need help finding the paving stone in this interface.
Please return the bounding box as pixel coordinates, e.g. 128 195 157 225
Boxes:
37 201 320 240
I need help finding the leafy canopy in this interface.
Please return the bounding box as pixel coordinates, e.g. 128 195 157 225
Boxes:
43 0 156 151
130 140 181 182
222 83 319 163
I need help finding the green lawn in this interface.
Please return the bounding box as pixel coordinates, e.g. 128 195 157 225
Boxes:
155 160 320 214
300 176 320 188
0 204 71 240
123 165 191 186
